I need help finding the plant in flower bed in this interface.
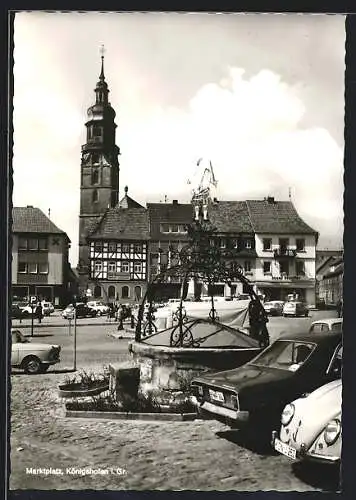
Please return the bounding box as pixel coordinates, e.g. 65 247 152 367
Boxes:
65 388 197 414
59 368 110 398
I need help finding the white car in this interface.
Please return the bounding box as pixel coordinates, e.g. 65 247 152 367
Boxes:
309 318 343 334
11 329 61 374
86 301 110 316
41 301 54 316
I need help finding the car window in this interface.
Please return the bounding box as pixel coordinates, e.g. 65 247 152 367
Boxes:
328 344 343 377
11 330 27 343
251 340 316 371
310 323 329 333
331 322 342 333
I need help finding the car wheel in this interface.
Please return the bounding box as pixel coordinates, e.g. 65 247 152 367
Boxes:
97 311 102 317
22 356 42 375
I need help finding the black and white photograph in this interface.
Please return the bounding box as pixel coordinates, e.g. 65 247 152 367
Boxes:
9 11 344 492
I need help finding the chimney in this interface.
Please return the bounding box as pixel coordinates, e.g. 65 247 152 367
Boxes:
26 205 33 208
172 199 178 205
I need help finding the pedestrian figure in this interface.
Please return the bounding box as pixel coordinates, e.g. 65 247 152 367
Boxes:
336 299 343 318
117 304 124 331
35 302 43 324
106 305 111 323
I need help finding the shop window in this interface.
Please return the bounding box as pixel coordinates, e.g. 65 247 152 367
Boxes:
108 286 116 299
94 285 102 298
18 262 27 273
263 238 272 251
122 286 129 299
38 263 49 274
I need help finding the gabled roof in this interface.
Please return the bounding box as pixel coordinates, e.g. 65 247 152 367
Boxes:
89 206 149 240
12 207 67 236
119 189 144 209
246 199 318 235
209 201 253 233
147 202 193 223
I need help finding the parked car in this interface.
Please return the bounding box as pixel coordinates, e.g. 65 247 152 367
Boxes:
309 318 342 334
11 329 61 374
283 301 309 317
191 330 342 433
236 294 251 301
87 301 110 316
62 303 97 320
264 301 285 316
17 302 36 317
11 304 24 319
272 376 342 465
41 302 54 316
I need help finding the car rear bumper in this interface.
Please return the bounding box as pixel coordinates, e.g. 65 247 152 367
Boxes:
199 401 249 426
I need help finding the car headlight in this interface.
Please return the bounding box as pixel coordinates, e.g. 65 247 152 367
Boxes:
324 419 341 445
281 403 295 426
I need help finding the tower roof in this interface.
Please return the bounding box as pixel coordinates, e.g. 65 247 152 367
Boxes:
119 186 144 209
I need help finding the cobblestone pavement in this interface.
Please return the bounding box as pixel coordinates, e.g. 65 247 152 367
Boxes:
9 368 339 492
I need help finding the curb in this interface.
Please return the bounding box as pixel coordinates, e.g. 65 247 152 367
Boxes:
12 321 135 330
65 410 198 422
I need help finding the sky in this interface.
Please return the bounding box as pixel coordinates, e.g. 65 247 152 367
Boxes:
13 12 345 265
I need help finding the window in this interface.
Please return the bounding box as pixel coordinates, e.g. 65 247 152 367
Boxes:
134 286 142 301
134 262 142 273
108 286 116 299
92 169 99 185
28 238 38 250
220 238 226 248
92 190 99 203
245 239 252 249
94 261 102 272
92 125 102 137
296 261 305 276
161 223 170 233
108 261 116 273
279 238 289 252
232 239 238 249
122 286 129 299
133 243 142 253
39 238 48 250
28 263 38 274
121 261 129 273
280 261 289 275
108 242 116 253
18 237 27 250
38 263 49 274
296 238 305 252
171 224 178 233
18 262 27 273
178 225 187 233
92 153 100 164
263 261 271 274
244 261 251 272
263 238 272 251
94 285 102 298
122 244 130 253
94 241 103 253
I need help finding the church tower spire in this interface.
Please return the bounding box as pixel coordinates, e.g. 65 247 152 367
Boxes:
78 46 120 289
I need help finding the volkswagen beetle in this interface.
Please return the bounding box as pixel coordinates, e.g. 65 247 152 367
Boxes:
272 375 342 465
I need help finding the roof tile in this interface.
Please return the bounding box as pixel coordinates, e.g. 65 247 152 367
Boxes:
12 207 66 235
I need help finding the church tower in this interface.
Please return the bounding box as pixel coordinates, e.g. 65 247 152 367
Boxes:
78 47 120 291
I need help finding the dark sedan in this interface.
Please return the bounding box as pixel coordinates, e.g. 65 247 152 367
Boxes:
191 331 342 433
